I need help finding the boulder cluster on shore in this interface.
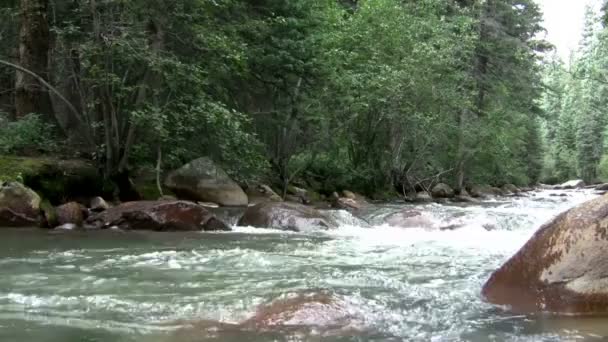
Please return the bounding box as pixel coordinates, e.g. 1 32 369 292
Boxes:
1 156 606 234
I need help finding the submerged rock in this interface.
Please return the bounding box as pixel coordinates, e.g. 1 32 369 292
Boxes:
170 290 366 340
0 181 41 227
482 194 608 315
238 202 337 232
165 157 248 207
385 209 436 229
243 290 362 330
86 200 230 231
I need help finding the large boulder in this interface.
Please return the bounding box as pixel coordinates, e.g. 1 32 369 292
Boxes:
238 202 337 232
86 200 230 231
56 202 88 226
560 179 585 189
245 184 282 205
0 182 41 227
165 157 248 207
482 194 608 315
431 183 455 198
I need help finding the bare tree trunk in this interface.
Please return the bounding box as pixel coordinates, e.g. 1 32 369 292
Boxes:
15 0 54 120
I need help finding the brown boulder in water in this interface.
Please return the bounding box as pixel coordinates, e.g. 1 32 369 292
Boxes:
169 291 366 340
482 194 608 314
238 202 337 232
86 200 230 231
243 290 361 330
56 202 88 226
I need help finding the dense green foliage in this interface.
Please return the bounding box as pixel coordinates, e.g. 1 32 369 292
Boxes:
540 6 608 184
1 0 585 197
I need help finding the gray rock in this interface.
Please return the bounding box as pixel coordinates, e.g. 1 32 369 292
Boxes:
165 157 248 206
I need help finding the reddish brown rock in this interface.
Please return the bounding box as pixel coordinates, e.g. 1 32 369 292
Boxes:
238 202 337 232
85 200 230 231
243 290 361 330
56 202 88 226
482 194 608 314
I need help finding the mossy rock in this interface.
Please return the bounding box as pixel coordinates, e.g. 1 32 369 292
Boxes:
0 156 104 204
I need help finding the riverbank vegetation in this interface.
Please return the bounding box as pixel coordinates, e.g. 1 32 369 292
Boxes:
0 0 606 199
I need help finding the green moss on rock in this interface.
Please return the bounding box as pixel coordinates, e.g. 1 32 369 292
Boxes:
0 156 103 204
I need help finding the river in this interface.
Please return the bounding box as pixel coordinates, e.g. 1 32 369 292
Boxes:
0 190 603 341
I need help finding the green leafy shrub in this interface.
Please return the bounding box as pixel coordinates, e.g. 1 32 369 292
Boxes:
0 113 57 155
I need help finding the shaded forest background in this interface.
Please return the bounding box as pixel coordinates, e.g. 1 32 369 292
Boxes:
0 0 607 199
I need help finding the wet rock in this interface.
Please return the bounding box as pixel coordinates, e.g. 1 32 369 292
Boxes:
246 184 282 205
243 290 361 331
165 157 248 206
385 209 436 229
596 183 608 191
86 200 230 231
158 195 177 201
56 202 88 226
90 196 110 212
431 183 455 198
560 179 585 190
237 202 338 232
469 184 504 198
482 194 608 315
0 181 41 227
170 291 366 340
502 184 520 194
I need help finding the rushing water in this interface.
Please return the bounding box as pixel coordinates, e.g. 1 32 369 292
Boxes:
0 190 604 341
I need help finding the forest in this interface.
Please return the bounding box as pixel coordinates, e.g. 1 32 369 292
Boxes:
0 0 607 200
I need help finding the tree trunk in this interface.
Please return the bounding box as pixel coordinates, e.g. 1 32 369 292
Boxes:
15 0 54 120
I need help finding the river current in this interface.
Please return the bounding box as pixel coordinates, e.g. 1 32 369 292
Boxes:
0 190 603 341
